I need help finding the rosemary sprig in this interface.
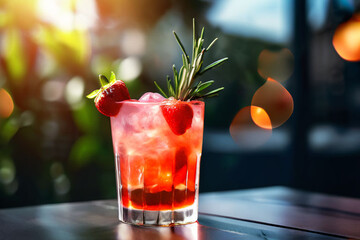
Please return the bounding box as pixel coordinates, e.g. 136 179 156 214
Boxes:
154 18 228 101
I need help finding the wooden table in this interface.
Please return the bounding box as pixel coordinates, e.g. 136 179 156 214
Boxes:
0 186 359 239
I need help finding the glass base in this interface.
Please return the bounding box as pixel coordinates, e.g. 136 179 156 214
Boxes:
119 205 198 226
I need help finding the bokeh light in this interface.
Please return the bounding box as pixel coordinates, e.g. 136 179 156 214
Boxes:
36 50 57 78
50 162 70 196
250 106 272 130
91 55 113 75
0 88 14 118
117 57 142 82
3 179 18 195
230 106 272 149
65 76 85 108
41 120 60 140
50 162 64 179
333 14 360 62
54 174 71 196
0 157 18 195
251 78 293 128
19 111 35 127
0 158 15 185
42 80 65 102
257 48 294 82
120 29 147 57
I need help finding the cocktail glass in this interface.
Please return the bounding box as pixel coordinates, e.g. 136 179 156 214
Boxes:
110 100 204 226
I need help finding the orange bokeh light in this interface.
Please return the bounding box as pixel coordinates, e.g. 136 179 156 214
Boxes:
230 106 272 149
257 48 294 82
333 15 360 62
251 78 293 128
250 106 272 130
0 88 14 118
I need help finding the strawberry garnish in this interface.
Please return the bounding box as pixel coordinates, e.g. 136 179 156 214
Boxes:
160 99 193 135
87 72 130 117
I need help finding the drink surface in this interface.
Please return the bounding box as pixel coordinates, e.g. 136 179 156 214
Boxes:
111 100 204 211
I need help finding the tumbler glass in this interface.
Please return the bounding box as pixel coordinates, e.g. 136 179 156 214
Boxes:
110 100 204 226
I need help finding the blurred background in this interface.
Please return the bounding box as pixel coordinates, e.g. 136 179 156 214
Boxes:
1 0 360 208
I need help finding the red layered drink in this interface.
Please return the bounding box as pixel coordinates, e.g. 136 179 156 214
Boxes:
111 96 204 225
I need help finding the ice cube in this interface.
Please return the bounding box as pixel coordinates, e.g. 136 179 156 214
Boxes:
139 92 165 102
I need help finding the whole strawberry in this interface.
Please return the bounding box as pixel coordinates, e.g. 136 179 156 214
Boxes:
161 99 194 135
87 72 130 117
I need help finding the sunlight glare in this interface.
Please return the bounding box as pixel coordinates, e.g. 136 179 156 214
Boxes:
37 0 97 31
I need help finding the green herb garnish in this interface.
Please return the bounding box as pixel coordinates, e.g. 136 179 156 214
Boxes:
154 19 228 101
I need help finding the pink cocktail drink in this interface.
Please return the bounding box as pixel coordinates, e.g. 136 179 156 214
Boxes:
111 100 204 225
87 19 227 226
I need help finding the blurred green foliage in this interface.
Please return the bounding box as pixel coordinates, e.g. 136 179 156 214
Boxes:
3 29 27 82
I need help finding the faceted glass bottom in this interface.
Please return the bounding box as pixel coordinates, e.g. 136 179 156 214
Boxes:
119 204 198 226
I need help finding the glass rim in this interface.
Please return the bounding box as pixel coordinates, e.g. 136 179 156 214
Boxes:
115 99 205 106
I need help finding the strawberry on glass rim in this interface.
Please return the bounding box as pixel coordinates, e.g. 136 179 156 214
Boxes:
161 98 194 136
86 72 130 117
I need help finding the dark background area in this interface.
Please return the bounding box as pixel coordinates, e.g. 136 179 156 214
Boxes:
1 0 360 208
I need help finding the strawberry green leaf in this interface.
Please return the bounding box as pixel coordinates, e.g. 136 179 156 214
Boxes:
86 89 100 99
110 71 116 83
99 74 109 87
